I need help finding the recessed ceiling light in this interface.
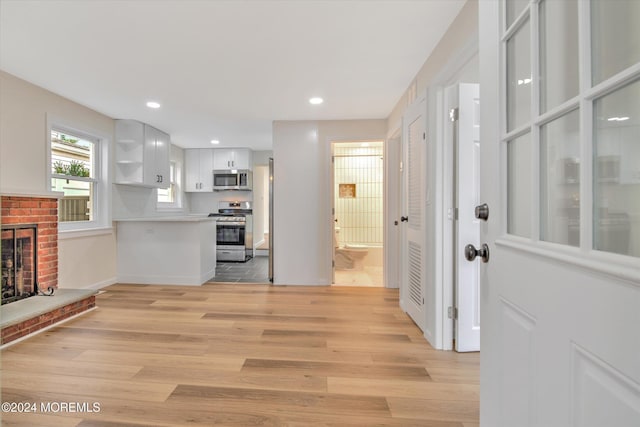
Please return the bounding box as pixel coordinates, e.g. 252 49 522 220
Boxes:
146 101 161 109
210 139 220 145
309 97 324 105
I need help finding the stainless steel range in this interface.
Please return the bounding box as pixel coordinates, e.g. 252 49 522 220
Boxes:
209 201 253 262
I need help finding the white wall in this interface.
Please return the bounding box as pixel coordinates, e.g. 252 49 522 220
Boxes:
272 120 387 285
0 70 117 289
253 164 268 246
253 150 272 248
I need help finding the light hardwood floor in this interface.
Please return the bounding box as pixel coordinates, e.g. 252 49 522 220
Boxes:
1 283 479 426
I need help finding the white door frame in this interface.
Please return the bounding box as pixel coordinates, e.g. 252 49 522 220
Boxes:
328 137 388 287
430 36 479 350
384 127 402 289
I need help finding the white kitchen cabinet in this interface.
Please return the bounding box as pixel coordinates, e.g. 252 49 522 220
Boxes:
185 148 214 192
115 120 170 188
116 217 217 285
213 148 252 170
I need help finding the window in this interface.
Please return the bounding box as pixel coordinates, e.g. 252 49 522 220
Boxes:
502 0 640 260
157 161 181 209
50 129 98 225
48 118 109 233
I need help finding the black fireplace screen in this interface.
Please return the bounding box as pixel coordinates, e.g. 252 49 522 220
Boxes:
1 224 38 305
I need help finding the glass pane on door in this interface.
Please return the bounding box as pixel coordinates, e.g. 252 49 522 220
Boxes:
593 79 640 257
592 0 640 85
540 110 580 246
506 0 529 29
507 133 532 237
539 0 578 112
507 19 531 132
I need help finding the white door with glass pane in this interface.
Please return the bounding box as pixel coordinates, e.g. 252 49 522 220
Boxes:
400 96 427 331
480 1 640 425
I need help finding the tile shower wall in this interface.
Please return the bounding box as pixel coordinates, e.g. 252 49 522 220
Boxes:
334 143 384 246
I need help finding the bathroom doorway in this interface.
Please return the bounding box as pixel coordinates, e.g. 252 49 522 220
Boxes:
331 141 384 287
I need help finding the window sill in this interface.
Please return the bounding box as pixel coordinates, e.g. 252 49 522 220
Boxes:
58 227 114 240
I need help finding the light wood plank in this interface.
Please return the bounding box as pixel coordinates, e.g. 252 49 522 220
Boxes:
1 283 479 425
387 396 479 423
328 377 480 400
0 412 82 427
73 350 244 372
1 371 175 402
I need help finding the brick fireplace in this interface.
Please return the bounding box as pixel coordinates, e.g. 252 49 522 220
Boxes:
1 194 96 346
1 195 59 302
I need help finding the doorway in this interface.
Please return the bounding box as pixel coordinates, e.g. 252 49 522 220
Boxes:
209 165 270 284
331 141 385 287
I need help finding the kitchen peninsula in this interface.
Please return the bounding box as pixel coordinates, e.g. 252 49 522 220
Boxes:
115 216 216 285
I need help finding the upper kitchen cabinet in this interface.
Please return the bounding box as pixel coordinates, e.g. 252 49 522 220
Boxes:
213 148 252 170
115 120 170 188
185 148 214 192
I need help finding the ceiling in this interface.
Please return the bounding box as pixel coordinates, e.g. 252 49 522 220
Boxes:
0 0 465 150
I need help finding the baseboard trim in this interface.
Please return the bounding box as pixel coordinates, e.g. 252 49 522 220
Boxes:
76 277 118 290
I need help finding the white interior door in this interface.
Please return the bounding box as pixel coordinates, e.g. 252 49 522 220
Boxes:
480 1 640 425
454 83 481 352
400 97 427 330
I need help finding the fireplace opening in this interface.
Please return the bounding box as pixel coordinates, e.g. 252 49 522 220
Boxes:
1 224 38 305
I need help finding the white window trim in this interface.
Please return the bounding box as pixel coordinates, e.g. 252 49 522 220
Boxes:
46 114 111 232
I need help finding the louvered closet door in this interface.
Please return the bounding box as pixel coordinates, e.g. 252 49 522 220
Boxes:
400 96 427 331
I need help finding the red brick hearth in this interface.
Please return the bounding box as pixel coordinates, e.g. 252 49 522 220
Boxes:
1 296 96 344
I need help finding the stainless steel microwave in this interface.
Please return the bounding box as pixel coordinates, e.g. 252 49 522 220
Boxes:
213 170 252 191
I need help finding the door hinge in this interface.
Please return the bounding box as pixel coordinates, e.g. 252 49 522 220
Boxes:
422 297 425 305
423 132 426 140
454 207 459 220
332 260 335 268
448 306 458 319
449 108 459 122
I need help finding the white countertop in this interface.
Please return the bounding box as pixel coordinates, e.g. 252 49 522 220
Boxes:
114 215 215 223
